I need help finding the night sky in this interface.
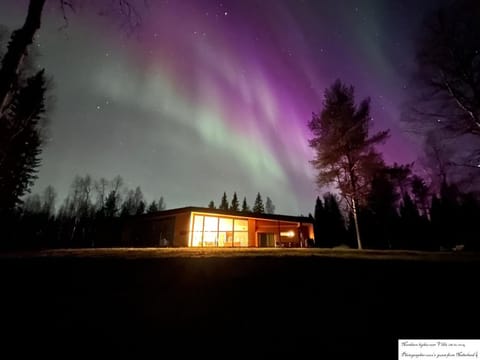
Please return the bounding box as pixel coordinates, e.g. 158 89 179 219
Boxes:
1 0 445 215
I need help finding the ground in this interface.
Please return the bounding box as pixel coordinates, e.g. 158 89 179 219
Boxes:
1 248 479 357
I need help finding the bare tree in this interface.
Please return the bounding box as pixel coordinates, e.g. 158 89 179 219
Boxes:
405 0 480 170
121 186 145 216
41 185 57 216
423 132 450 187
412 0 479 134
94 177 109 213
67 174 94 218
411 175 430 217
104 175 124 217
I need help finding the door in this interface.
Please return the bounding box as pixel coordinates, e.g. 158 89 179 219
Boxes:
258 233 275 247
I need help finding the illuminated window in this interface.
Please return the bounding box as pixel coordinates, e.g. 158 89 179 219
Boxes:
191 231 203 247
204 216 218 232
280 230 295 238
234 232 248 246
218 231 233 247
191 215 204 246
234 219 248 231
190 215 249 247
193 215 204 232
203 231 217 246
219 218 233 231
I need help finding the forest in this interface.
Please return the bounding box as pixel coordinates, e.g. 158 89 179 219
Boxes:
0 0 479 251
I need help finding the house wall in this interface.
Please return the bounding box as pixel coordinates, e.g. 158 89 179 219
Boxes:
122 210 314 248
299 224 314 243
255 219 301 247
121 216 175 247
173 212 191 247
248 218 257 247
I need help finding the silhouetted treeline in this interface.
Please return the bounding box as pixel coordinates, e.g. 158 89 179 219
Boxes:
312 179 480 251
2 174 167 251
208 192 275 214
308 72 480 252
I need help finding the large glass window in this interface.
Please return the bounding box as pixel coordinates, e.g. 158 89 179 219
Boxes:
203 216 218 246
234 232 248 247
219 218 233 231
193 215 204 232
234 219 248 231
204 216 218 232
190 215 248 247
191 215 204 246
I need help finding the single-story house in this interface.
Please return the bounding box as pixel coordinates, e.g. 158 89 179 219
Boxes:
121 207 314 247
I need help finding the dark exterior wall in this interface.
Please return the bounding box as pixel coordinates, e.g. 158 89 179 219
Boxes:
173 212 191 247
122 216 176 247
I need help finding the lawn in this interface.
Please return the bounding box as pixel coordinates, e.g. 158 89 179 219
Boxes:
1 248 479 357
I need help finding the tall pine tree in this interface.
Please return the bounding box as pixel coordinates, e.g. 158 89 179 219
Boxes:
313 196 324 247
323 193 347 248
253 193 265 214
230 192 239 211
219 192 229 210
0 70 47 214
241 197 250 212
308 80 389 249
265 196 275 214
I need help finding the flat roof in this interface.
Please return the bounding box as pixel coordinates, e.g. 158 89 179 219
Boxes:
134 206 313 224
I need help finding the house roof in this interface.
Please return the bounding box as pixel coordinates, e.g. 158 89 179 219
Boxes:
135 206 314 224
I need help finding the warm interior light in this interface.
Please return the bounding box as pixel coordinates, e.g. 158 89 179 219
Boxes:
190 214 249 247
280 230 295 238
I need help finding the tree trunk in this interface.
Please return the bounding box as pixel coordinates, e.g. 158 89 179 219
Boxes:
0 0 46 115
347 160 363 250
351 197 362 250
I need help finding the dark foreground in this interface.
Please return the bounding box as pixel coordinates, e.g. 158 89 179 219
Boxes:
1 248 479 357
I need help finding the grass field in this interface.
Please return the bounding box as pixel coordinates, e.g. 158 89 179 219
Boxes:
1 248 479 357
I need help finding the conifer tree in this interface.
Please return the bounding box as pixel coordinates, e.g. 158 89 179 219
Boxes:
253 193 265 214
157 196 166 211
241 197 250 212
219 192 229 210
265 196 275 214
308 80 389 249
147 200 158 214
0 70 47 214
313 196 324 247
230 192 239 211
323 193 347 248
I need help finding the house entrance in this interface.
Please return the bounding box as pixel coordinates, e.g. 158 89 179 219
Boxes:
258 233 275 247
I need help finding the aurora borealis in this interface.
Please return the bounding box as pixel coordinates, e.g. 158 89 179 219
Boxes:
0 0 445 215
